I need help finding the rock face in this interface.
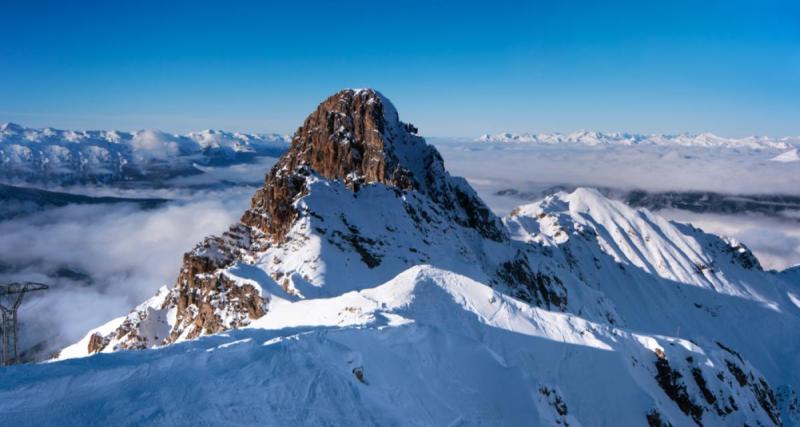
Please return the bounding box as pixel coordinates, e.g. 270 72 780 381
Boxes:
168 225 266 342
266 89 415 189
241 89 417 242
241 89 504 243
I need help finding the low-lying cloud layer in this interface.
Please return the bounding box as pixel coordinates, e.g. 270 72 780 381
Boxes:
0 194 251 358
434 140 800 196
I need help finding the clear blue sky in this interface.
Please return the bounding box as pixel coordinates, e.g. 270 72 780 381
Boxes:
1 0 798 137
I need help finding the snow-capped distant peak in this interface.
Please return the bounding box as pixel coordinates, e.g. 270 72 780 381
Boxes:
479 131 798 150
771 148 800 163
0 122 24 132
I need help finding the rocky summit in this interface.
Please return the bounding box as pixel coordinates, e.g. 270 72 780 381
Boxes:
241 88 503 243
14 89 799 426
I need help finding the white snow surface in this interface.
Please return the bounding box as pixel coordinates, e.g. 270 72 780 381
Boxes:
4 260 798 426
771 148 800 163
5 183 800 426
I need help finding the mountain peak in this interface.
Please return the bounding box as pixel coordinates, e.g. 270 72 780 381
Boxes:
0 122 24 132
242 88 503 243
279 88 423 191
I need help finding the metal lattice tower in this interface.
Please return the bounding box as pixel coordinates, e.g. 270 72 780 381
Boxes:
0 282 48 367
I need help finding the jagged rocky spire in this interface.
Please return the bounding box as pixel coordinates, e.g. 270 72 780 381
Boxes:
241 88 504 243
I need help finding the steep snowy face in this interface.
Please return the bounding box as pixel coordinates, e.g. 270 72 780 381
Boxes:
0 122 288 185
505 188 766 299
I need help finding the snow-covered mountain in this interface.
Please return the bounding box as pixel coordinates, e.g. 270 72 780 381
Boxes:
0 122 288 185
479 130 799 150
496 186 800 219
4 89 800 426
772 148 800 163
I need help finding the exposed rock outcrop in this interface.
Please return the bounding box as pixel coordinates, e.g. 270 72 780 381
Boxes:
241 88 505 243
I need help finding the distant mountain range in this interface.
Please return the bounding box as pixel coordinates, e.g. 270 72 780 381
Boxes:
0 122 289 185
479 130 800 151
5 122 797 189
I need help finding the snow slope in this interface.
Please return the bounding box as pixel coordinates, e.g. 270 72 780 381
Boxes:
4 266 796 426
11 184 800 426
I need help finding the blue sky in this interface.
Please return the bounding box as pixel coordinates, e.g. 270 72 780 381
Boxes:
1 0 798 136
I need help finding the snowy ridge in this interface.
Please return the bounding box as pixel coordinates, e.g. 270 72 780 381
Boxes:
7 265 798 426
479 130 799 150
0 122 288 184
6 90 800 426
506 188 768 299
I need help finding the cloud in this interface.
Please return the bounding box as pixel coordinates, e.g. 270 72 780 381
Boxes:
166 156 279 187
0 194 251 358
435 141 800 196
